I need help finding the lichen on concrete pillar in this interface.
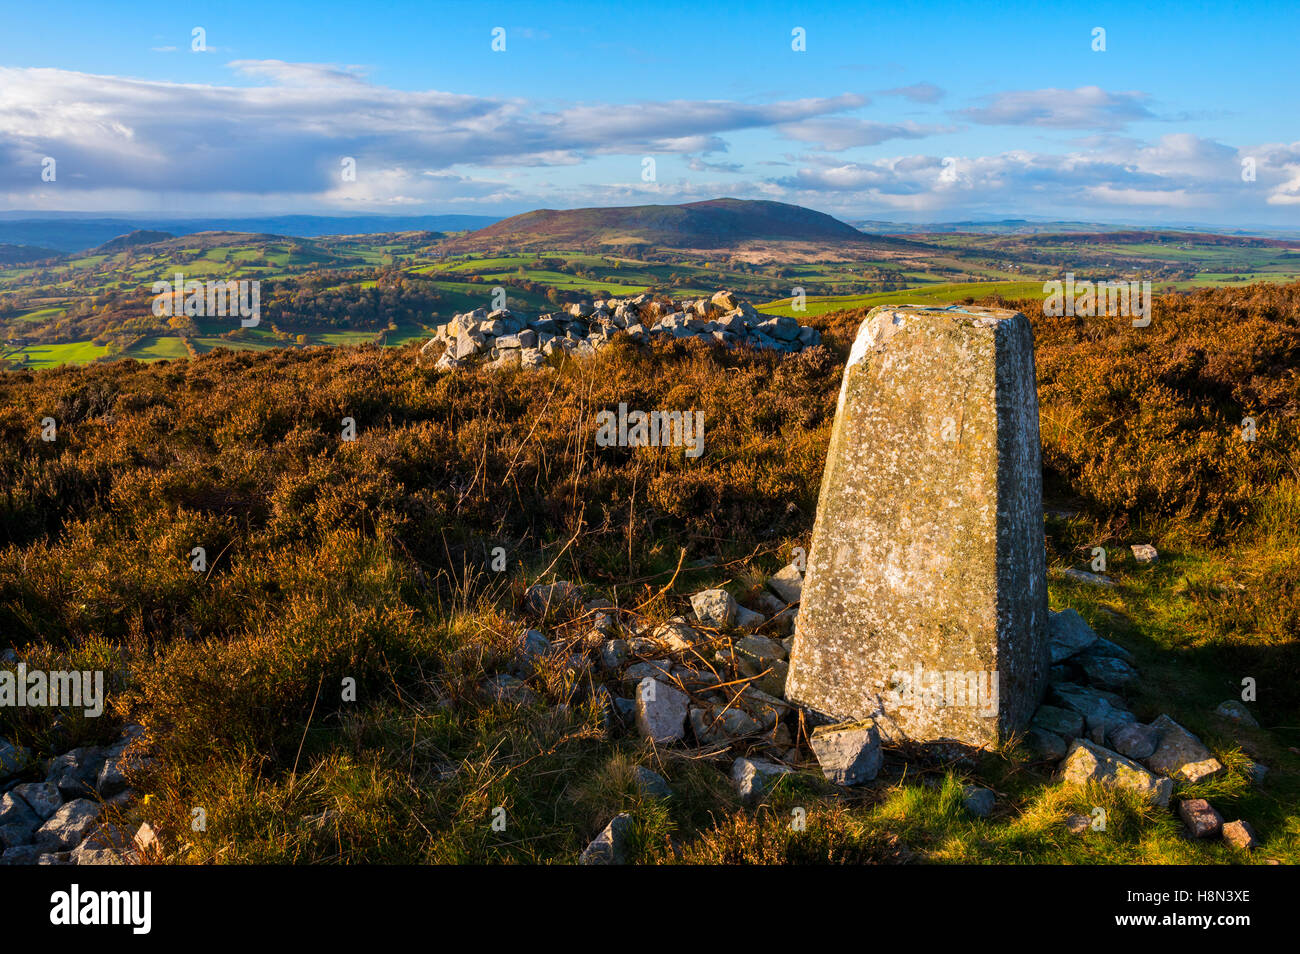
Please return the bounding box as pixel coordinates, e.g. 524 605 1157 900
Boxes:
786 304 1049 747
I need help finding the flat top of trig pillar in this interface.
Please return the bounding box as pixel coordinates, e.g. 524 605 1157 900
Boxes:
851 304 1027 365
864 303 1025 324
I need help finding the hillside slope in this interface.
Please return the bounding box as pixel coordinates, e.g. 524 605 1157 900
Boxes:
446 198 878 251
91 230 176 254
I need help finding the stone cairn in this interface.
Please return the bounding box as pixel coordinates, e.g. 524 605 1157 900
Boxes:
419 290 822 371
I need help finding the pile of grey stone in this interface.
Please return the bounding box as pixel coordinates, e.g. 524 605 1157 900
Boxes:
420 290 822 371
1030 608 1261 847
517 561 931 863
504 563 815 862
0 725 157 865
528 571 1266 861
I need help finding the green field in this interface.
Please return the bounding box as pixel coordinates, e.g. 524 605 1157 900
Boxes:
124 335 190 361
312 330 378 346
6 340 111 368
758 281 1049 317
13 305 66 323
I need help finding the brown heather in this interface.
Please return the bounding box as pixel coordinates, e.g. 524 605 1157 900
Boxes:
0 280 1296 863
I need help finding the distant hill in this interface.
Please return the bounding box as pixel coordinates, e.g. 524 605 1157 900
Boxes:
857 218 1300 241
0 214 500 253
1028 229 1300 250
447 198 876 251
108 231 349 267
91 230 175 254
0 243 62 265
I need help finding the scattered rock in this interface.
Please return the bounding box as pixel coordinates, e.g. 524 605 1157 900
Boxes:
0 738 32 780
808 719 882 785
70 846 123 865
961 785 997 818
0 791 38 832
740 687 788 731
1130 544 1159 564
525 580 584 616
1109 722 1159 761
622 660 673 686
0 844 42 865
1061 568 1115 588
520 628 550 658
1214 700 1259 728
1032 704 1084 740
46 747 109 798
690 705 762 745
735 635 788 662
133 822 159 855
690 589 741 628
766 564 804 604
754 592 796 635
651 619 698 652
11 782 60 821
1085 637 1135 664
1047 609 1099 663
1048 664 1075 685
0 819 38 850
96 743 144 799
1177 798 1224 839
731 757 791 806
1024 727 1068 761
632 766 672 798
732 638 789 697
1145 715 1224 783
634 677 690 744
1060 739 1173 807
1076 652 1139 691
1064 813 1092 834
1050 683 1134 732
599 639 629 670
578 812 633 865
426 292 823 373
34 798 101 851
1221 819 1258 851
482 673 537 705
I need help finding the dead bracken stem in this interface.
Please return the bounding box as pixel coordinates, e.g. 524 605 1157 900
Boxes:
532 504 587 585
634 546 688 612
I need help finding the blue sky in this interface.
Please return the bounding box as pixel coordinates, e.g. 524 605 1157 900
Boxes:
2 0 1298 225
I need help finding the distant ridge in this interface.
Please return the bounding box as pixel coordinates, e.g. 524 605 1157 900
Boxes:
0 214 501 253
0 243 61 265
447 198 877 251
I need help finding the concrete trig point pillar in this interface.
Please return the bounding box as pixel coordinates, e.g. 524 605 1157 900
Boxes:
786 305 1049 748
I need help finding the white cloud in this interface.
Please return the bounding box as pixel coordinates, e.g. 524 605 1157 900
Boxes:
956 86 1155 130
776 119 956 151
0 64 869 207
766 135 1300 220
